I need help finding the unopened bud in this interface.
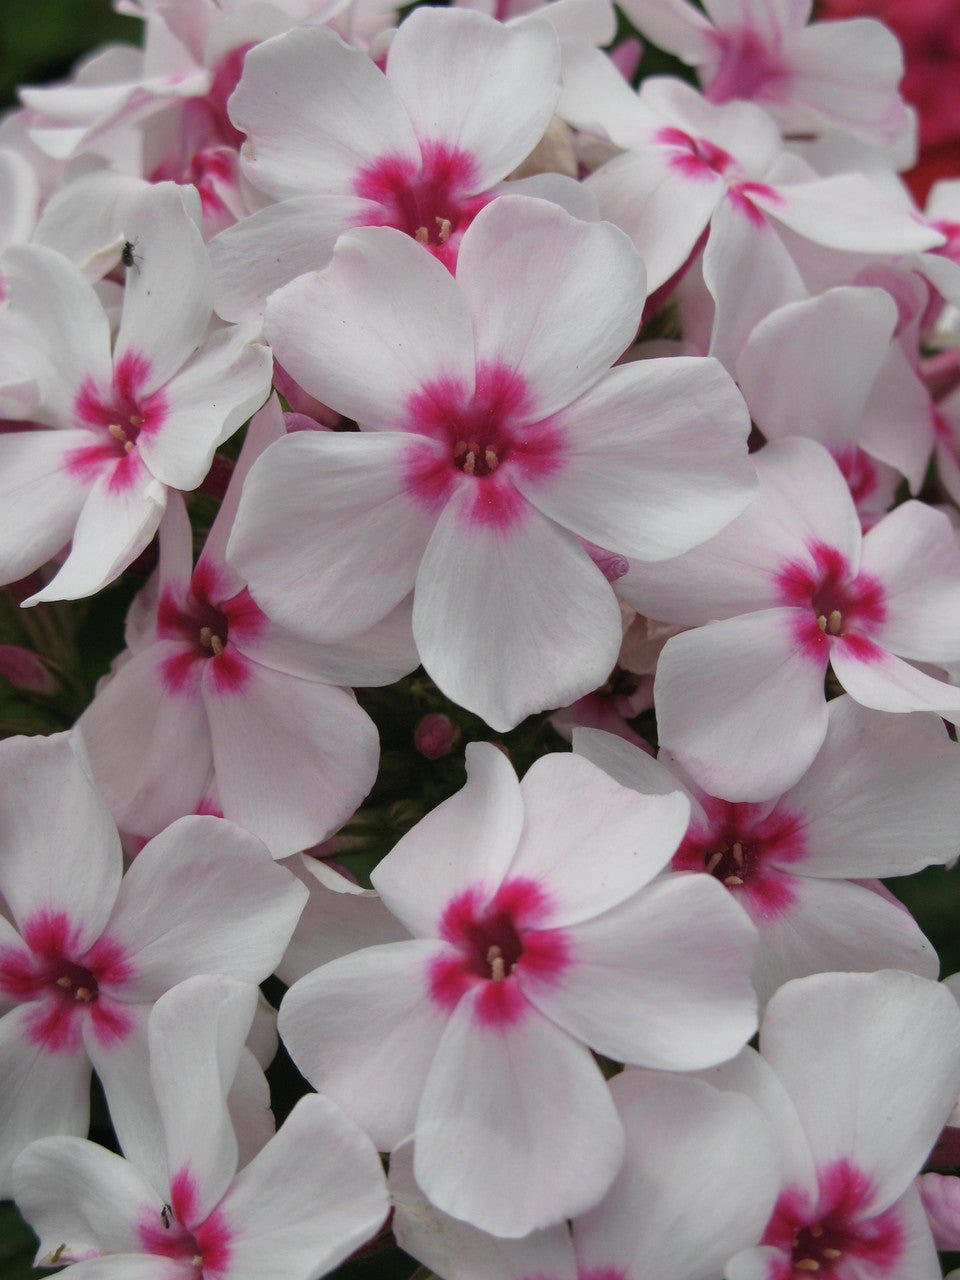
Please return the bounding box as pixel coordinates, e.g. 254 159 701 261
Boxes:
414 713 460 760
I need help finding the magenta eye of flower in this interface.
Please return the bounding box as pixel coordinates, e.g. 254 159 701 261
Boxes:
453 437 500 477
776 543 886 639
703 838 755 887
790 1220 847 1274
460 907 525 982
49 957 99 1004
352 143 488 252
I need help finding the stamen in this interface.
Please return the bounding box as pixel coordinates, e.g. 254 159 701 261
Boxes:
200 626 214 649
827 609 842 635
453 441 469 458
435 217 452 243
129 414 145 427
108 423 127 443
809 1226 823 1238
796 1262 820 1272
724 874 744 886
192 1255 203 1269
731 841 743 866
415 226 429 244
74 987 94 1003
484 448 499 473
487 944 506 982
705 851 723 875
822 1250 842 1260
209 635 224 657
817 615 828 632
462 450 476 475
56 975 72 988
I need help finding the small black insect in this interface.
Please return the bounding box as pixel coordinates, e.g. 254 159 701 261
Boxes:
121 239 142 272
161 1203 172 1229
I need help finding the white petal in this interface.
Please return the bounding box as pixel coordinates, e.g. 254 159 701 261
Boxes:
0 429 92 584
412 488 622 731
526 873 757 1067
457 194 645 419
104 816 307 1001
215 1094 389 1280
414 987 624 1237
278 940 449 1152
830 637 960 717
372 741 524 938
762 971 960 1212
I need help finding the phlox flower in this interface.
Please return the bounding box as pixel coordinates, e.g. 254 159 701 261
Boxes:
574 695 958 1001
618 0 911 149
619 436 960 799
0 732 307 1194
390 1068 780 1280
209 6 585 322
278 742 758 1237
228 193 755 731
710 970 960 1280
76 395 416 857
12 974 389 1279
0 182 271 604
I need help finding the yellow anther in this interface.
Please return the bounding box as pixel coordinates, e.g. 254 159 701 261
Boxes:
74 987 94 1003
108 424 127 444
415 226 429 244
809 1226 823 1238
817 615 827 632
435 217 452 243
484 449 499 473
822 1249 841 1259
796 1262 820 1273
827 609 842 635
487 945 506 982
200 626 214 649
462 450 477 475
724 874 744 886
209 635 224 657
56 976 72 988
731 841 744 866
705 851 723 875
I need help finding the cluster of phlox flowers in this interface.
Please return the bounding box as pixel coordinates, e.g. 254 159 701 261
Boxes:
5 0 960 1277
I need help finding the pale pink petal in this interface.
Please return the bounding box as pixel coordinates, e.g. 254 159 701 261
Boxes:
0 243 113 424
26 460 167 604
228 431 437 641
616 0 715 61
104 816 307 1001
203 661 379 858
618 437 860 625
231 26 419 201
0 732 121 946
138 327 272 493
589 147 722 293
0 1005 91 1194
215 1094 388 1280
655 610 830 801
387 9 561 188
113 184 211 392
264 226 475 430
0 429 93 584
13 1135 159 1265
737 288 897 449
372 741 524 937
702 195 807 371
457 196 645 419
209 194 366 324
277 858 410 987
148 977 260 1221
526 873 757 1067
278 940 450 1151
76 644 214 841
516 355 754 559
572 725 695 798
859 501 960 664
750 876 938 1006
412 489 622 732
859 342 934 493
573 1071 780 1280
39 1257 185 1280
414 987 624 1237
511 753 690 925
784 698 960 878
389 1138 579 1280
762 971 960 1212
829 638 960 718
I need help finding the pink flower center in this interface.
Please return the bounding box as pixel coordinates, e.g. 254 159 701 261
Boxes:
776 542 886 653
138 1170 231 1276
673 796 805 918
158 563 264 696
764 1161 904 1278
657 125 739 179
75 351 166 454
428 877 569 1025
352 140 491 265
0 909 132 1051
